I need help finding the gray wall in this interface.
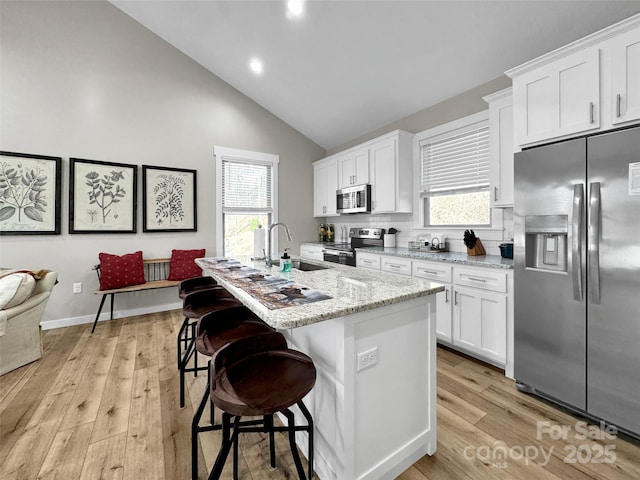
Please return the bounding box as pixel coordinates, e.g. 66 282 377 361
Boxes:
0 1 325 325
327 76 511 156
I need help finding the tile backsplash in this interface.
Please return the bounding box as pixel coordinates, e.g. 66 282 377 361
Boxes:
325 208 514 256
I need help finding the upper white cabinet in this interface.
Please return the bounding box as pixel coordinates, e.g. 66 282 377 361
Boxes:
507 14 640 147
511 48 600 146
369 131 413 214
315 130 414 215
313 158 338 217
483 88 514 207
610 27 640 125
337 147 369 188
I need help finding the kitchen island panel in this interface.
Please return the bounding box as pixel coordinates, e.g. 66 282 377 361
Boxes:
284 296 436 480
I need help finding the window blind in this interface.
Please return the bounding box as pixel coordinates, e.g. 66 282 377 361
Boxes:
221 159 272 213
420 124 490 196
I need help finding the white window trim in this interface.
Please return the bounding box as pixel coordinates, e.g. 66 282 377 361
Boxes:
412 111 504 238
214 146 279 256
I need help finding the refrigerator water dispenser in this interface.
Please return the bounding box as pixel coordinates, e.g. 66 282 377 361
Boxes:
524 215 568 273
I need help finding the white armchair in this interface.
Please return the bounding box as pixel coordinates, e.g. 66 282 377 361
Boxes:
0 271 57 375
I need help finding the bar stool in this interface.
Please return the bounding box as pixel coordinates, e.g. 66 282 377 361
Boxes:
179 288 241 408
208 331 316 480
191 305 275 480
179 276 218 300
177 277 220 374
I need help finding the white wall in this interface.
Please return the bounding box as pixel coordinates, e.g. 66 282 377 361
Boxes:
0 1 325 327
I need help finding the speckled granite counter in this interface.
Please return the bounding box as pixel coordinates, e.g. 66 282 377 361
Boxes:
196 256 443 330
356 246 513 269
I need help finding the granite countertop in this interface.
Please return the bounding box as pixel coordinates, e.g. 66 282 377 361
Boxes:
196 257 444 330
356 246 514 269
300 241 514 269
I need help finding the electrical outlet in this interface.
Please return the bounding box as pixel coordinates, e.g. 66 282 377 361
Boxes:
357 347 378 371
73 282 82 294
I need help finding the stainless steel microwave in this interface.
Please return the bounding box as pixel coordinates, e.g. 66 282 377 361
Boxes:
336 184 371 214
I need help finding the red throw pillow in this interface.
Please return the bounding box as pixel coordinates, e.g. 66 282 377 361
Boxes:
168 249 206 281
98 251 146 291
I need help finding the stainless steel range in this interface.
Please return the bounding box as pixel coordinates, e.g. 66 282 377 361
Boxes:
322 228 384 266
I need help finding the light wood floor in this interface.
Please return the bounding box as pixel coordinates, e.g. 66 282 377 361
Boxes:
1 310 639 480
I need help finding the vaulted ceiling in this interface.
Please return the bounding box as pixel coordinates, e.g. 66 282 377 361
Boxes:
111 1 640 150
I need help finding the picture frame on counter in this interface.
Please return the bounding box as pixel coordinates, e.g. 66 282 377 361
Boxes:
0 151 62 235
69 157 137 234
142 165 197 232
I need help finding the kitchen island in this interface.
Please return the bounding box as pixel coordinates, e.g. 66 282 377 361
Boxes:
196 257 443 480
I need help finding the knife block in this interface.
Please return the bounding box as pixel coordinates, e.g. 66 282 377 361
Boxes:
467 238 486 256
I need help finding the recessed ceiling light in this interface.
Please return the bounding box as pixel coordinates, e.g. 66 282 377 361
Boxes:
249 58 263 75
286 0 304 19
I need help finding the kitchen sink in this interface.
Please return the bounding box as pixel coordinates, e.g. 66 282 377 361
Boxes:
272 260 329 271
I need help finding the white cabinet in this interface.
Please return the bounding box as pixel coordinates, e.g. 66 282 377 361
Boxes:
337 147 369 188
316 130 413 216
313 158 338 217
451 266 507 365
610 27 640 125
356 252 381 270
413 260 453 342
507 16 640 147
453 285 507 365
380 256 412 276
369 255 513 374
300 244 324 261
484 88 514 207
369 132 413 213
511 48 600 146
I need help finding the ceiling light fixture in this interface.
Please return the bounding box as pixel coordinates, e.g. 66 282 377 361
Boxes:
249 58 263 75
286 0 304 19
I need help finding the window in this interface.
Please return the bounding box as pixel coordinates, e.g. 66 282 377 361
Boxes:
419 113 490 226
214 147 279 257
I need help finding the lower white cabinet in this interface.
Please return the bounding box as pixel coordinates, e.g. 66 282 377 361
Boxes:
451 266 508 366
361 255 513 375
380 256 412 276
453 285 507 365
356 252 381 270
412 260 453 342
300 244 324 261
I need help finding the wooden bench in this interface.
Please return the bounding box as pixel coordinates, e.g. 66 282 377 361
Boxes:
91 258 179 333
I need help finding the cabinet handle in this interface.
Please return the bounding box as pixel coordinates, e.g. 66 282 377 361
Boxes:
445 288 449 304
616 93 622 118
454 291 459 306
494 186 498 202
467 276 487 283
589 102 595 124
418 268 439 275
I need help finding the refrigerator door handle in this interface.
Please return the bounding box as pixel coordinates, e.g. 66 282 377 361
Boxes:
588 182 602 305
572 184 584 301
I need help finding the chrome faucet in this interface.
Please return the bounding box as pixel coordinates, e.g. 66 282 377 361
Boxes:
266 222 292 267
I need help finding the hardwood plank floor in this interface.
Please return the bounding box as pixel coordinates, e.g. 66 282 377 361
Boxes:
1 309 638 480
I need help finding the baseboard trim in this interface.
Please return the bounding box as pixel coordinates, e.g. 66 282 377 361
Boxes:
40 301 182 331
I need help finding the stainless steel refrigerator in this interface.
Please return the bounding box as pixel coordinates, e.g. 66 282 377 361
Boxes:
514 126 640 438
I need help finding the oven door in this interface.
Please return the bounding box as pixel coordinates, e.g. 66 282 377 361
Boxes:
323 248 356 266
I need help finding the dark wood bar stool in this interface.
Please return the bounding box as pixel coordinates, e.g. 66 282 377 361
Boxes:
179 287 241 408
191 305 275 480
207 331 316 480
179 276 218 300
177 277 219 371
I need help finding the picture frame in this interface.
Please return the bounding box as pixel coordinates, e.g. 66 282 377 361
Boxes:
0 151 62 235
142 165 197 232
69 158 137 234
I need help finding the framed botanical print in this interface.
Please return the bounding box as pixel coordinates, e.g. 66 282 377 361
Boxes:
0 151 62 235
142 165 197 232
69 158 137 234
